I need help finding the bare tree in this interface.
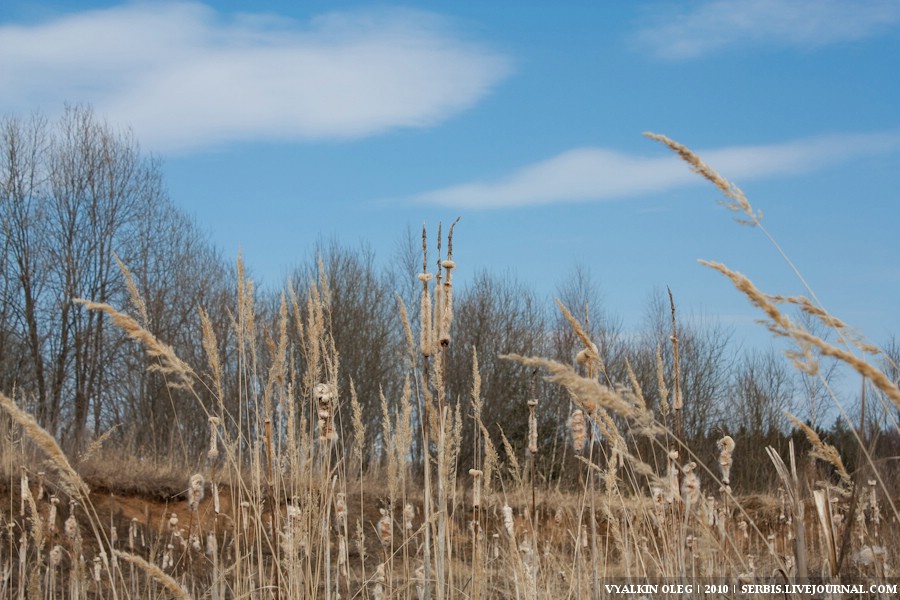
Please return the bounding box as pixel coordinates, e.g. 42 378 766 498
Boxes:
0 106 233 455
642 288 733 440
731 348 796 437
445 270 548 472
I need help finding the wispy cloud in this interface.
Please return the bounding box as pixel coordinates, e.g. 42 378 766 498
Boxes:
636 0 900 59
0 2 510 152
412 131 900 209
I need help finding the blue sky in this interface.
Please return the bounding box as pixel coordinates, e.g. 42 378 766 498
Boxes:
2 0 899 357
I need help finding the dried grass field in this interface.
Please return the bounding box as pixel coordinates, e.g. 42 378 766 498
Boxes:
2 136 898 599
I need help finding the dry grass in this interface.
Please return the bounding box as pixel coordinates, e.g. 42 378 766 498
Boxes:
2 140 900 600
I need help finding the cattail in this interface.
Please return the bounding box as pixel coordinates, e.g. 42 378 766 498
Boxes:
372 562 386 600
128 518 137 551
206 532 217 556
65 512 78 542
168 513 178 532
338 535 348 567
527 399 538 455
717 435 735 493
569 409 587 455
212 481 220 515
502 503 515 537
403 503 415 531
869 480 881 533
356 519 367 566
418 273 433 357
377 509 393 548
188 473 204 512
49 544 63 567
36 471 45 501
469 469 483 508
335 493 347 529
315 383 338 443
48 496 59 535
681 462 700 509
207 416 220 462
162 544 174 570
705 496 717 527
19 468 28 517
93 556 101 582
439 259 455 346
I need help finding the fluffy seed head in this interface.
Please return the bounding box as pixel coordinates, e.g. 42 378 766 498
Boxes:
502 504 515 537
49 544 63 567
717 435 735 487
65 513 78 541
568 409 587 455
377 510 392 547
681 462 700 508
188 474 205 512
335 493 347 528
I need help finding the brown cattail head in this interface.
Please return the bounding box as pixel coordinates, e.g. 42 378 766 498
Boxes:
377 509 392 548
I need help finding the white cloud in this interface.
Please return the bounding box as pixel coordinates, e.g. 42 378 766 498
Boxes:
412 132 900 209
636 0 900 59
0 3 511 152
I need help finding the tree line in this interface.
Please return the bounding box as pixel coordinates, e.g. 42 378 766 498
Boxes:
2 107 896 491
